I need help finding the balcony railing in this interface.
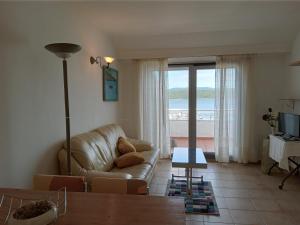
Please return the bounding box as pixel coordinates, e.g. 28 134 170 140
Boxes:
169 109 215 151
169 109 214 137
168 109 214 121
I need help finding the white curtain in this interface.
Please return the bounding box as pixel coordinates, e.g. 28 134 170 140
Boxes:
214 55 256 163
138 59 170 158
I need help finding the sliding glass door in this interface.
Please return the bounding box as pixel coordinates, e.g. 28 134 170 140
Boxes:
168 64 215 157
168 67 189 148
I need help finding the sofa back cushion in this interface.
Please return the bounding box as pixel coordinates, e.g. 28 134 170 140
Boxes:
68 131 114 171
95 124 126 159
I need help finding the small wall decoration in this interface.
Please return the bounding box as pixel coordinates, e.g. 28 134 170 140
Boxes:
103 67 118 101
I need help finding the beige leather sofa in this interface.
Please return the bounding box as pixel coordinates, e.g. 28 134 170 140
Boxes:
58 124 159 187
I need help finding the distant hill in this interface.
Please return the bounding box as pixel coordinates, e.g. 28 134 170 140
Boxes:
168 87 215 99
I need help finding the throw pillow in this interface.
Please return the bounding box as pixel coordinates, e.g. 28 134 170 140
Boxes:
117 137 136 155
115 152 145 168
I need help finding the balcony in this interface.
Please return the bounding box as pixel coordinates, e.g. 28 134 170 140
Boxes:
169 109 214 153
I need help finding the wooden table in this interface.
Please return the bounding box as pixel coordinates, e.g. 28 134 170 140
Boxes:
0 188 185 225
172 147 208 195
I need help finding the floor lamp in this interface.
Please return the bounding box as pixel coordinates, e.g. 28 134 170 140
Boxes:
45 43 81 175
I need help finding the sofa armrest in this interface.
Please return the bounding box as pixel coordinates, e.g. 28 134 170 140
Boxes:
91 177 148 195
84 170 132 184
127 179 148 195
127 138 153 152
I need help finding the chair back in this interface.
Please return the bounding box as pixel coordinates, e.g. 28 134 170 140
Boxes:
33 174 86 192
91 177 148 195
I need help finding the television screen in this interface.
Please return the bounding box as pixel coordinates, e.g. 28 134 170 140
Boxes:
278 113 300 137
285 113 300 137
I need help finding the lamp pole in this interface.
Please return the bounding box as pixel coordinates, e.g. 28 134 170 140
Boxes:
45 43 81 176
62 59 71 175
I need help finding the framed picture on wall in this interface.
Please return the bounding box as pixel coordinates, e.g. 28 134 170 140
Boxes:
103 67 118 101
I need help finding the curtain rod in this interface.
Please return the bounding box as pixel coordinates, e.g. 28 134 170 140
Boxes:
168 62 216 67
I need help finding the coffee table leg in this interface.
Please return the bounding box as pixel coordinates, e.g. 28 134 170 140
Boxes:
185 168 190 195
185 168 192 196
189 168 193 196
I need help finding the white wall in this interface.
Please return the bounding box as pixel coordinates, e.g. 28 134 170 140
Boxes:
0 3 118 188
117 60 140 138
285 32 300 113
251 53 289 161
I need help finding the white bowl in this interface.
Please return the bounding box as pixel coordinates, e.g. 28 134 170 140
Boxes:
7 202 58 225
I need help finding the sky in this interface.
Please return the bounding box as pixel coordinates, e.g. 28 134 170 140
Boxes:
168 69 215 89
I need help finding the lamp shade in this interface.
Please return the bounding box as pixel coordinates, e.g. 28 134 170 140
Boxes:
104 56 114 64
45 43 81 59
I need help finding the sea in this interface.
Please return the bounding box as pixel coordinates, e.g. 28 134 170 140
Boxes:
169 98 215 110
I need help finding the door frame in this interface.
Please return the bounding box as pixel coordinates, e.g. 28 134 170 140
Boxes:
168 62 216 159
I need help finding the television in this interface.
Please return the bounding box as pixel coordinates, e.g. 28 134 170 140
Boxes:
278 113 300 138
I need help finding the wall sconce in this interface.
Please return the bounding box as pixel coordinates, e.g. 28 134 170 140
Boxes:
90 56 115 68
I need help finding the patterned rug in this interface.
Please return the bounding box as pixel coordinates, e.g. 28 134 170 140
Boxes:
166 179 219 215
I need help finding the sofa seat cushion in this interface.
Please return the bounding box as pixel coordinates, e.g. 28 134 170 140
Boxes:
139 148 159 167
67 131 114 172
110 163 152 180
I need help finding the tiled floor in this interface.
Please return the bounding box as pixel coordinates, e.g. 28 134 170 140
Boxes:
149 160 300 225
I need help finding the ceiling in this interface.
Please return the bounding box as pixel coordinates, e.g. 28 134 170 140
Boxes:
76 2 299 35
1 1 300 58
